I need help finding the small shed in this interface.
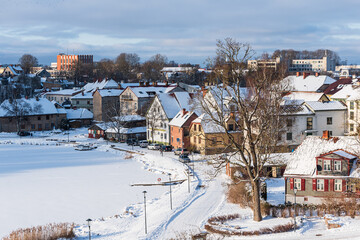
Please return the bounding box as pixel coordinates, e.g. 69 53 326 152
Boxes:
88 123 107 139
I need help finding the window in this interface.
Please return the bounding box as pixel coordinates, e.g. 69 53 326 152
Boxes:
286 119 293 127
87 101 90 105
76 101 80 104
286 132 292 141
199 125 202 132
212 137 217 145
350 124 354 132
164 133 166 140
317 179 324 191
194 125 197 131
198 137 201 144
334 179 342 192
307 117 313 130
38 116 41 120
327 117 332 125
334 161 341 171
294 178 301 190
31 124 35 130
324 160 331 171
228 124 234 131
350 101 354 110
38 124 42 130
350 111 354 120
46 115 49 120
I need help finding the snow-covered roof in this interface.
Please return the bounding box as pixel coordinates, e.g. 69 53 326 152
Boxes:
113 115 145 122
82 79 119 93
283 75 336 92
45 89 82 96
66 108 93 120
284 136 360 177
331 84 356 100
157 93 182 119
169 110 197 127
173 92 192 110
304 101 346 111
331 150 357 160
97 89 123 97
105 126 146 134
0 98 65 117
283 92 327 102
71 91 93 100
192 113 226 133
129 86 176 98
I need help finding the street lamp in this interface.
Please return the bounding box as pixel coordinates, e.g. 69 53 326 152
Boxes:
294 187 298 232
86 218 92 240
168 173 173 210
143 190 147 234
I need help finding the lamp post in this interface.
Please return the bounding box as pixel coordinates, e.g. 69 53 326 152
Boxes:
294 187 298 232
168 173 173 210
187 167 190 193
143 190 147 234
86 218 92 240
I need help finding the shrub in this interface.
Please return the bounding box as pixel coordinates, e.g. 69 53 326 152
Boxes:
3 223 75 240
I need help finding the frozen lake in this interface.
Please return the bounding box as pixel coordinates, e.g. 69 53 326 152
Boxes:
0 144 166 237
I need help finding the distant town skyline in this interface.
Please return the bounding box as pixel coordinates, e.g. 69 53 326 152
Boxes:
1 0 360 66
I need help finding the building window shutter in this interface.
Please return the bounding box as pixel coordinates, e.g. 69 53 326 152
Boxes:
330 179 334 191
342 180 346 192
312 179 317 191
324 179 329 191
301 179 305 191
290 178 294 190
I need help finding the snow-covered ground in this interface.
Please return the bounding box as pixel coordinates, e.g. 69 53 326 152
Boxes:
1 129 360 239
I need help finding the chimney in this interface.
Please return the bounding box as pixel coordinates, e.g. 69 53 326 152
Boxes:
202 87 208 97
154 81 158 86
182 108 186 116
25 96 28 99
145 81 149 87
322 130 330 140
315 72 319 77
296 72 300 77
139 81 144 87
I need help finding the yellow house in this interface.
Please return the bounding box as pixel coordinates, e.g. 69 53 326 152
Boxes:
189 113 242 155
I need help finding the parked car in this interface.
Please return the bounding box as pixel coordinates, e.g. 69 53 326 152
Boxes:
174 148 190 155
147 143 161 150
126 138 139 146
161 145 172 152
17 131 31 136
139 140 148 148
179 154 191 163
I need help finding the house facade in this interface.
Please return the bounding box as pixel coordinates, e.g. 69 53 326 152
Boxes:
146 92 191 145
189 113 242 155
0 98 66 132
93 89 123 122
169 110 198 149
284 135 360 204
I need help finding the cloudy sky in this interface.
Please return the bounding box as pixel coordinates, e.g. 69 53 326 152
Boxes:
1 0 360 66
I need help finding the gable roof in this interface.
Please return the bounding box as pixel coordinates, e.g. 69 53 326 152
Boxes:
283 91 329 102
0 98 65 117
323 78 353 95
66 108 93 120
284 136 360 177
331 84 356 100
192 113 226 134
82 79 119 93
283 75 336 92
318 150 357 160
97 89 123 97
169 110 197 127
304 101 347 111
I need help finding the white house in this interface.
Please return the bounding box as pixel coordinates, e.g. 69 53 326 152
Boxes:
146 92 192 145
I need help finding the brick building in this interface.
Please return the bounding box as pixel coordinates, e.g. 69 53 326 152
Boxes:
56 54 93 71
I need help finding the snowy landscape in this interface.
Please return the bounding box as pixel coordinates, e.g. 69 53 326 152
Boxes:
0 129 359 240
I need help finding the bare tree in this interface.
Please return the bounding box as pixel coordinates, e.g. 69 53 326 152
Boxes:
115 53 140 81
19 54 38 74
199 38 287 222
142 54 168 82
105 101 129 141
1 98 42 133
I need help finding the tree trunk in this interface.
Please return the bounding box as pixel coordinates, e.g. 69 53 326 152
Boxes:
251 179 262 222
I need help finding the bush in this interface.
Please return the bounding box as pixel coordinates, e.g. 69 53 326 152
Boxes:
3 223 75 240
